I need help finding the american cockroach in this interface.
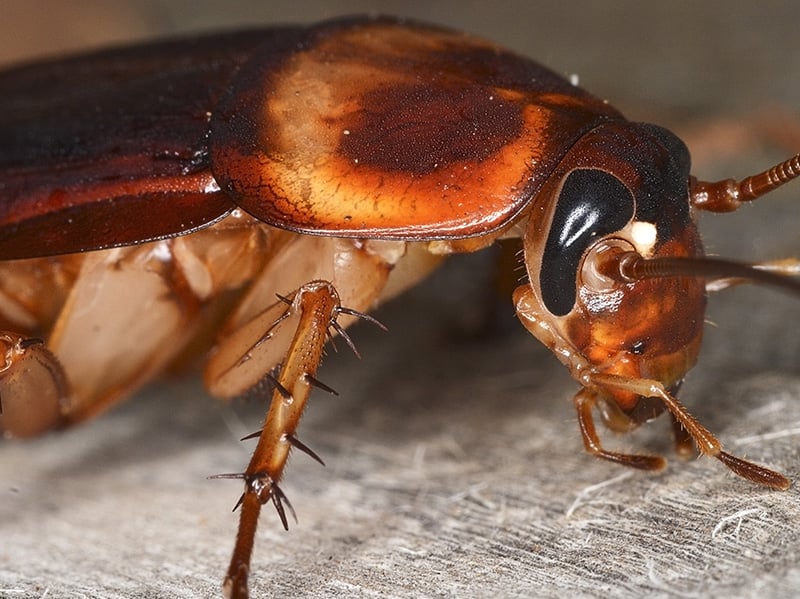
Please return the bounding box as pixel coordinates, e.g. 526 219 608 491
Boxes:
0 16 799 598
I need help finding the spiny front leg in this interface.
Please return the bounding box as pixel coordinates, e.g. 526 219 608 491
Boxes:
215 280 378 599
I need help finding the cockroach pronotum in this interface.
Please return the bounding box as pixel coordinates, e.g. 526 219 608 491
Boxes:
0 16 798 598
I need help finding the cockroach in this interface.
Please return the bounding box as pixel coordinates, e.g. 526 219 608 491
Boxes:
0 15 798 599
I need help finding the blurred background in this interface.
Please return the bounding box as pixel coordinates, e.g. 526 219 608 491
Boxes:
1 2 799 598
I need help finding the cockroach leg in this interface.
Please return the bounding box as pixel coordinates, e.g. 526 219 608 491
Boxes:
303 373 339 396
224 491 260 599
325 306 386 358
328 319 361 358
286 433 326 466
590 373 791 490
716 451 792 490
574 388 667 471
274 292 293 306
218 280 346 599
0 332 70 437
337 306 389 331
264 371 292 399
592 373 720 455
239 430 262 442
670 413 696 459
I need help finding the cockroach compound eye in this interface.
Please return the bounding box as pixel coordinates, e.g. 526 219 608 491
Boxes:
0 16 798 599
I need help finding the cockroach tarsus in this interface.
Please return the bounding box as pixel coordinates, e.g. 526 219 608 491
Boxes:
0 15 799 599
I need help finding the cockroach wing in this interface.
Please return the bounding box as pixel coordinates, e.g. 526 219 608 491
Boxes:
211 17 623 241
0 29 301 260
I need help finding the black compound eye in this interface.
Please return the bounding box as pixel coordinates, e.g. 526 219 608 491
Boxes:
540 169 634 316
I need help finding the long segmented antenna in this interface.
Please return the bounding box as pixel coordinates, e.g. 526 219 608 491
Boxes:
615 253 800 298
690 153 800 212
584 154 800 294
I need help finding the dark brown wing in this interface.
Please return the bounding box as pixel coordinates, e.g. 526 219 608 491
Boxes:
0 29 301 259
0 18 626 260
211 17 624 240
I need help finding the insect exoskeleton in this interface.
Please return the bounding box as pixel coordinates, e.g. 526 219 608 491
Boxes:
0 15 798 599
